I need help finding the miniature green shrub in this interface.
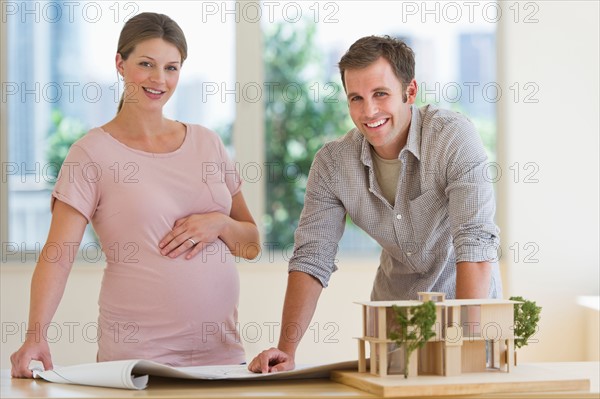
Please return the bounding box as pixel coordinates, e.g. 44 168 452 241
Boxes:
389 301 437 378
509 296 542 349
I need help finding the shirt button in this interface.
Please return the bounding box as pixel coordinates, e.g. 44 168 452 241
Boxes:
396 214 402 220
406 252 413 256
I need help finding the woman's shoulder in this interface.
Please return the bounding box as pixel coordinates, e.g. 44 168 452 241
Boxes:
185 123 222 140
183 123 228 153
67 127 107 154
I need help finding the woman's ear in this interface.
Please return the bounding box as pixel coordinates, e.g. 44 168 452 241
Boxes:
115 53 125 76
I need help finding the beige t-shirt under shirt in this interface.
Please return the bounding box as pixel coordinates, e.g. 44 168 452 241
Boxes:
371 148 402 206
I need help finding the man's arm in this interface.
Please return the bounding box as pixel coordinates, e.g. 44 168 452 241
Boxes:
247 271 322 373
456 261 492 299
442 118 500 299
248 146 346 373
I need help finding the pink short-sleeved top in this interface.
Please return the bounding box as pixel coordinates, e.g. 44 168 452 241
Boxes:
51 124 246 366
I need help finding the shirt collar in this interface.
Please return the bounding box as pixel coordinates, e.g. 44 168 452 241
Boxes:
406 104 422 161
360 133 374 168
360 104 423 167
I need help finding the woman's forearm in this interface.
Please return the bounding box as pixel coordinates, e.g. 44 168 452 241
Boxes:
219 217 260 260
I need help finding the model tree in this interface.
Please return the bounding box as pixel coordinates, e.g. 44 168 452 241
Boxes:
389 301 437 378
509 296 542 365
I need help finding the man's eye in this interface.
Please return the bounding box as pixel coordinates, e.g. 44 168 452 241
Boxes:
375 92 387 97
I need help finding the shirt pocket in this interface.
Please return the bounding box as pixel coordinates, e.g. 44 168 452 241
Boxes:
408 190 445 244
205 175 233 214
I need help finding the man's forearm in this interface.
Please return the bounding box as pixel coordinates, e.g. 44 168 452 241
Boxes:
456 261 492 299
277 271 323 356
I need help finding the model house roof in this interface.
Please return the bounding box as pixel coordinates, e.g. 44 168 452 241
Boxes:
354 299 521 307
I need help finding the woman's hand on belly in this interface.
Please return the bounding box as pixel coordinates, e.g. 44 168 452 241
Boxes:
159 212 226 260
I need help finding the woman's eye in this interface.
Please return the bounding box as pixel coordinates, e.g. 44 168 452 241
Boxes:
167 66 178 71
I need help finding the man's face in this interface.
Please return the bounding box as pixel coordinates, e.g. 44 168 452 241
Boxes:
344 57 417 159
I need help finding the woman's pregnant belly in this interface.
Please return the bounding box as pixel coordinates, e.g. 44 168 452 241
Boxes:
96 239 244 366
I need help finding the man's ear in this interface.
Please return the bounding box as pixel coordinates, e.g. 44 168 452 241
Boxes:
405 79 418 104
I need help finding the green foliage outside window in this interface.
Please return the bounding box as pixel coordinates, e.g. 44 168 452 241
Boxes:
46 109 87 183
263 20 352 246
262 24 497 247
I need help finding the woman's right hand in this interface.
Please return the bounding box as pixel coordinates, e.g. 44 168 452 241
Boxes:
10 340 53 378
10 201 86 379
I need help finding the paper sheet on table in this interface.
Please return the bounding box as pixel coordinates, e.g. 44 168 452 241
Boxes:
35 359 359 390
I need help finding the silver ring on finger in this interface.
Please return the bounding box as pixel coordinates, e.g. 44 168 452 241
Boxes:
187 238 197 246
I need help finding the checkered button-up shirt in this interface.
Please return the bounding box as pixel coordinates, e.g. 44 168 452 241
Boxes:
289 104 502 300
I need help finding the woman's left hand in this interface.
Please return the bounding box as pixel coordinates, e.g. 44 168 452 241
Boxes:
159 213 227 260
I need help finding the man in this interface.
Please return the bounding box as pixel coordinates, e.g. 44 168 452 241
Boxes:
248 35 501 373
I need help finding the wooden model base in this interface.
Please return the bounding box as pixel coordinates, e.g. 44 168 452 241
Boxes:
331 363 591 398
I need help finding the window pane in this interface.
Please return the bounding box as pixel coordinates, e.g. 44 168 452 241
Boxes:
5 1 235 253
262 1 497 253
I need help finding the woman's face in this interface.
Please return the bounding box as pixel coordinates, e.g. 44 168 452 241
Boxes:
117 38 182 112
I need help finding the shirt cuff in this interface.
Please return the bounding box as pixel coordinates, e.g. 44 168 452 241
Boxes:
454 233 500 263
288 261 337 288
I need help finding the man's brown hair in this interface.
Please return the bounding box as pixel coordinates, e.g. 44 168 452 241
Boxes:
338 35 415 100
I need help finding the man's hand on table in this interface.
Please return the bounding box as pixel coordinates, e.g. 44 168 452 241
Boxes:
248 347 295 373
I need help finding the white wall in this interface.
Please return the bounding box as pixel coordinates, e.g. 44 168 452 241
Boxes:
497 1 599 362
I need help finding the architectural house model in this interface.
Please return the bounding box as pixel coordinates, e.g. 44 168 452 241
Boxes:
356 292 520 377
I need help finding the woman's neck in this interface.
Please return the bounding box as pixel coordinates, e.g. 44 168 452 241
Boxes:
111 108 169 137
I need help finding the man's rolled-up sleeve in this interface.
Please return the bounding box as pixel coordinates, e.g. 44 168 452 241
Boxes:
288 147 347 288
443 120 500 263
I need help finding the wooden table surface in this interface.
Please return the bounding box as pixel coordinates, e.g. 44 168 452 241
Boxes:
2 362 598 399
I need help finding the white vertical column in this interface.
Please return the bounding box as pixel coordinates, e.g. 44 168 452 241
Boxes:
0 17 8 248
234 16 265 239
495 1 510 295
